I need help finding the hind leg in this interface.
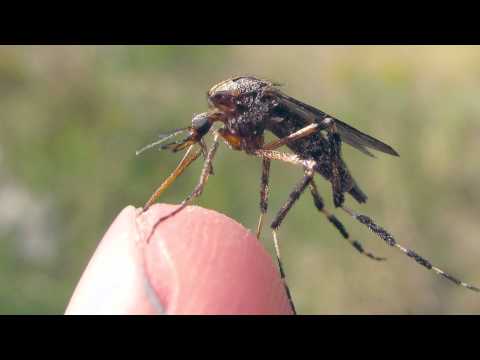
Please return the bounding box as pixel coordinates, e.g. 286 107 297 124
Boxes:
269 165 316 315
309 179 385 261
341 205 480 292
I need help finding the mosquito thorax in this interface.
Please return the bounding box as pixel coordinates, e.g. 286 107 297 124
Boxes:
208 76 271 112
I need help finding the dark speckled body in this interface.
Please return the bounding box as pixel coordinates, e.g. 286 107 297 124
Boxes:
210 76 367 203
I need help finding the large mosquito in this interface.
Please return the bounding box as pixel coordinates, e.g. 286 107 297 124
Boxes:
137 76 479 314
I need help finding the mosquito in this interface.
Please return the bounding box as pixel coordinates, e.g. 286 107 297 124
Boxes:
137 76 479 314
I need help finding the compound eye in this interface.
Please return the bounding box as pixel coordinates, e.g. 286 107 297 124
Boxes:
213 93 224 102
213 91 232 102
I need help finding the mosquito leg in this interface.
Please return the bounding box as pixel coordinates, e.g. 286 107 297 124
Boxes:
272 229 297 315
153 131 221 225
260 117 366 206
143 144 202 211
271 167 315 231
187 131 221 199
200 138 214 175
256 157 271 239
263 123 320 150
309 180 385 261
257 125 320 239
253 149 316 169
269 166 316 315
341 205 480 292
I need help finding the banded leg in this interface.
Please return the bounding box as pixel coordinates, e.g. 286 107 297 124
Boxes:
151 131 221 226
309 180 385 261
341 206 480 292
256 158 271 239
200 138 214 175
260 119 362 207
256 125 321 239
271 167 315 230
272 229 296 315
270 166 316 315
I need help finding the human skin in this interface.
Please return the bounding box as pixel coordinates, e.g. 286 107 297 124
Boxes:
65 204 293 315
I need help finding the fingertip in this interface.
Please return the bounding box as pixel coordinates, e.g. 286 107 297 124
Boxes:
67 204 294 315
139 204 293 315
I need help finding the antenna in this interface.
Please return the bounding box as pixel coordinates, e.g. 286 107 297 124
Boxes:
136 128 188 156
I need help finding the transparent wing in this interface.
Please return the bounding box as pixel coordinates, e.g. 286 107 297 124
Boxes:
264 87 399 157
335 119 399 157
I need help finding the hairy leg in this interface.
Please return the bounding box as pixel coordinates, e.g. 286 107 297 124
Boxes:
256 158 271 239
269 165 316 315
309 179 385 261
341 205 480 292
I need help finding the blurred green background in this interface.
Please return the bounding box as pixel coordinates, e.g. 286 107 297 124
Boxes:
1 45 480 314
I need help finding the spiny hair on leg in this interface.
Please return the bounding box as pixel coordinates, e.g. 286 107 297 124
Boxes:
341 206 480 292
309 182 385 261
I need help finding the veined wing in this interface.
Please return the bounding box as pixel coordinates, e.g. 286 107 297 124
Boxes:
264 87 399 157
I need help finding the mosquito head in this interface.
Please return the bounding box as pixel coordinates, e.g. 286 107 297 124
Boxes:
207 79 238 111
160 112 213 153
136 112 225 155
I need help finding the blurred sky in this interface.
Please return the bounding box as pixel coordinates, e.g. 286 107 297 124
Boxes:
1 45 480 314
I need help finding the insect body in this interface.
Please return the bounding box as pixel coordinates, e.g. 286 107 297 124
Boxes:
139 76 479 314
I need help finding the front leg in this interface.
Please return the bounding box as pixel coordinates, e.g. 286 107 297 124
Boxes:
200 138 214 175
152 130 221 224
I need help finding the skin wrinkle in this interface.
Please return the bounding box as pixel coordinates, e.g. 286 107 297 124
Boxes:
135 208 172 314
152 238 178 314
134 208 150 240
141 269 166 314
